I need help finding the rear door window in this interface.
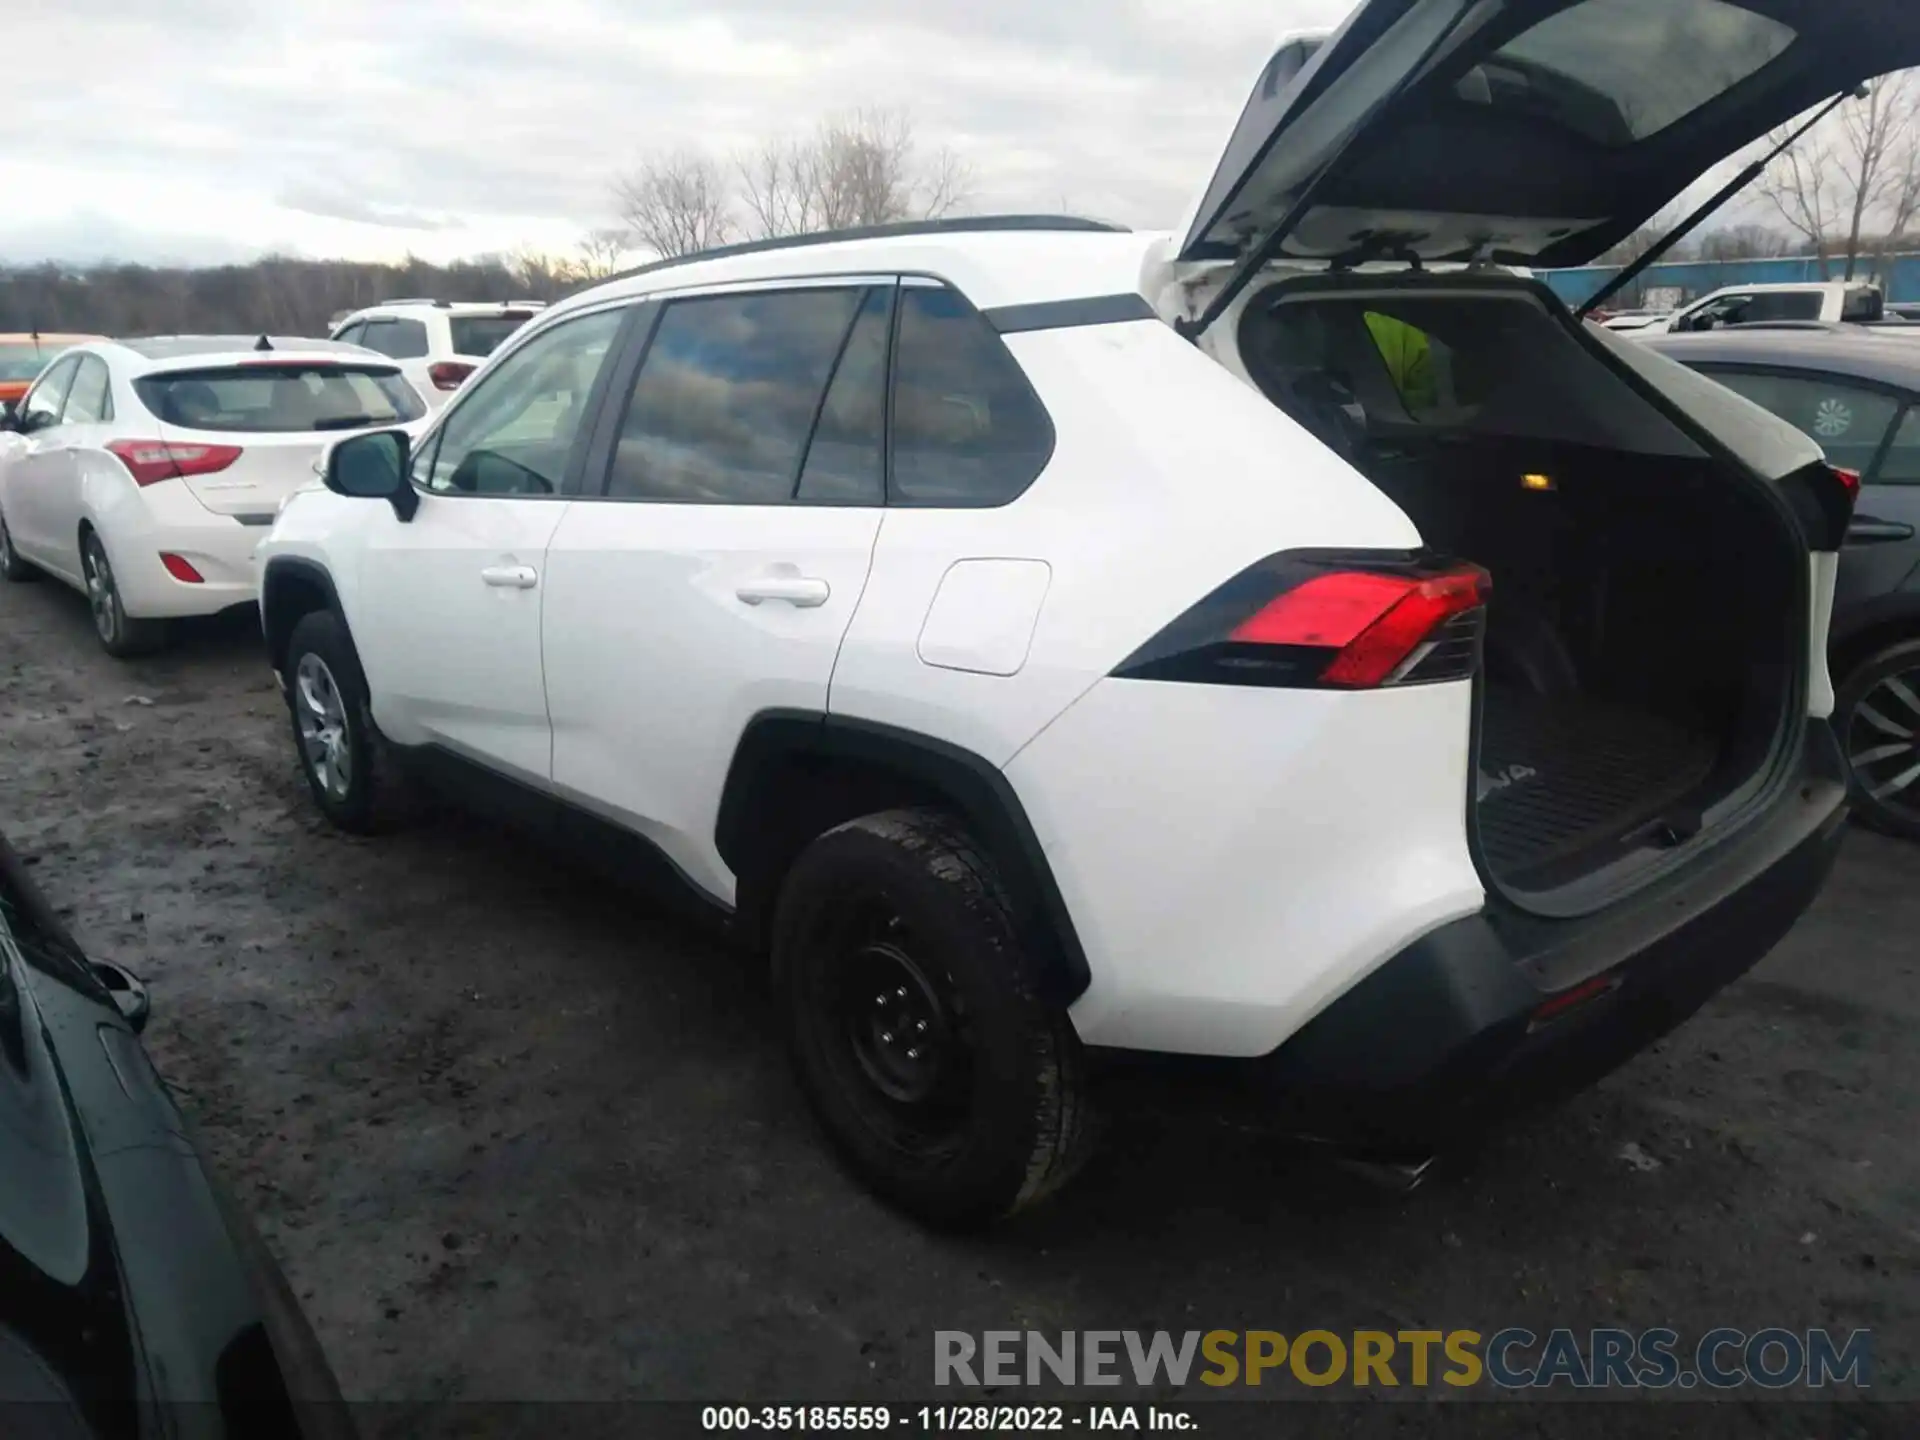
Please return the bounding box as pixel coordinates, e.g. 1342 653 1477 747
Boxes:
1874 408 1920 484
604 287 866 504
1744 292 1824 323
450 314 531 358
888 286 1053 507
797 287 892 506
1701 368 1902 474
62 356 113 425
358 319 430 360
134 364 426 432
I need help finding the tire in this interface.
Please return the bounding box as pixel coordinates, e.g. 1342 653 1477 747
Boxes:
0 509 38 582
1836 637 1920 842
772 808 1096 1227
282 608 419 834
80 530 166 658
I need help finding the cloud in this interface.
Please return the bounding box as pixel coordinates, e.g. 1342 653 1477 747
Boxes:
0 0 1361 264
276 185 458 232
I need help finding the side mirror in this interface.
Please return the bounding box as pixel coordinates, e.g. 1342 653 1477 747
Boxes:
89 959 151 1034
324 429 418 522
0 404 16 432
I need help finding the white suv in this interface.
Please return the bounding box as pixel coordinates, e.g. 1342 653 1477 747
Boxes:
328 300 544 410
1625 282 1885 336
258 0 1909 1225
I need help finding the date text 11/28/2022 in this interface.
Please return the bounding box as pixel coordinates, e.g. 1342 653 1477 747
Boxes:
700 1406 1194 1432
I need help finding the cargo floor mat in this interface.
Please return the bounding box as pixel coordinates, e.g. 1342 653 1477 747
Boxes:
1477 688 1719 886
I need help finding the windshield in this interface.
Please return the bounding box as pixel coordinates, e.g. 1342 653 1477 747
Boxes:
450 315 531 358
134 364 425 432
0 342 59 383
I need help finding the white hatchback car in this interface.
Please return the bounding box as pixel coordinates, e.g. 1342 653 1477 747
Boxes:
259 0 1909 1224
0 337 428 656
328 300 543 410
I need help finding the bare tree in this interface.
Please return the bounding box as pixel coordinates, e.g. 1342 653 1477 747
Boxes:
1759 73 1920 277
611 150 735 259
1696 223 1797 261
738 108 970 239
1594 208 1689 267
575 227 629 279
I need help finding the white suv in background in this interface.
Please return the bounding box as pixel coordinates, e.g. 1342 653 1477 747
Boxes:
1625 281 1885 336
258 0 1910 1225
328 300 544 409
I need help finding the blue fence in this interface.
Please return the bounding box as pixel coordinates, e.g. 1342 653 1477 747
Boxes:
1537 253 1920 309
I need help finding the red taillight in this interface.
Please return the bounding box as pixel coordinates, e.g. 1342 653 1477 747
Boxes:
159 553 204 584
1116 553 1490 691
1831 466 1862 500
428 361 475 391
105 440 243 487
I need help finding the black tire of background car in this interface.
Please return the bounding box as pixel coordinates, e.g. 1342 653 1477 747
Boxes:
283 609 420 834
0 512 39 583
772 807 1096 1228
80 531 166 658
1836 637 1920 842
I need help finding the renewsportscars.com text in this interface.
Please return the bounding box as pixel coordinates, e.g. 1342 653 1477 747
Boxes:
934 1327 1871 1391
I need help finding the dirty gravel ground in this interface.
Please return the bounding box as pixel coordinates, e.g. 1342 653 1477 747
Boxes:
2 574 1917 1438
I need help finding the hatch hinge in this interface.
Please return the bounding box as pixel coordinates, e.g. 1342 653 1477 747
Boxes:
1329 230 1430 273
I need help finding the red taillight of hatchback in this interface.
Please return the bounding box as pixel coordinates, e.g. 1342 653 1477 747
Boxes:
427 361 475 391
105 440 243 488
1114 553 1491 690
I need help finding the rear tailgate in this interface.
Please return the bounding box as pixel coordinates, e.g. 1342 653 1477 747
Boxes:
133 358 425 517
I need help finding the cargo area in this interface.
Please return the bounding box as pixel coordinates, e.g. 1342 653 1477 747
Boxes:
1234 280 1805 903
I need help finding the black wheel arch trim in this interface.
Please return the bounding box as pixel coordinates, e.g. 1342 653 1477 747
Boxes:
258 556 346 675
717 710 1093 1006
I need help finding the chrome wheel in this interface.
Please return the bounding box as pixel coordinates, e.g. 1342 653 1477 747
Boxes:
294 652 352 800
82 538 119 645
1847 666 1920 827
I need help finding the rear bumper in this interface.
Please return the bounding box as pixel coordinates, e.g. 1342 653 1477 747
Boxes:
1202 723 1850 1153
98 482 270 619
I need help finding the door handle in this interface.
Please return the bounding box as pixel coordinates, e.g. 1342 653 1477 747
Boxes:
1846 516 1916 545
735 575 830 608
480 563 538 589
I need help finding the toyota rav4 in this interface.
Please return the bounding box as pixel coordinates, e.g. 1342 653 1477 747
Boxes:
257 0 1911 1225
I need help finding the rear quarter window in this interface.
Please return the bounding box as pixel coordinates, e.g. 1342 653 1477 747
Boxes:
888 286 1054 507
135 364 426 432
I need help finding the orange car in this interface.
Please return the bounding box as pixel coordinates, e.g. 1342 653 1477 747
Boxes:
0 333 106 410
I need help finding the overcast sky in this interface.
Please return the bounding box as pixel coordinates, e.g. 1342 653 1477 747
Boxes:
2 0 1367 268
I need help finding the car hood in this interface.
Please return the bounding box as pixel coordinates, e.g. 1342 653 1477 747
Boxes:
1177 0 1920 270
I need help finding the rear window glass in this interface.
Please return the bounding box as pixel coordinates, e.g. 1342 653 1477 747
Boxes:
1470 0 1796 148
135 364 425 433
450 315 531 358
0 342 56 382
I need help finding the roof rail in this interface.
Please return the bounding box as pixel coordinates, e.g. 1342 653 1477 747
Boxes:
370 297 449 308
576 214 1130 296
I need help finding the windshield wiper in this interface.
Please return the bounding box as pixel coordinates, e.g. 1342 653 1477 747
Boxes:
311 414 388 431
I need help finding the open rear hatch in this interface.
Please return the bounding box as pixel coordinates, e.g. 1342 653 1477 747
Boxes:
1177 0 1920 276
1168 0 1897 913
